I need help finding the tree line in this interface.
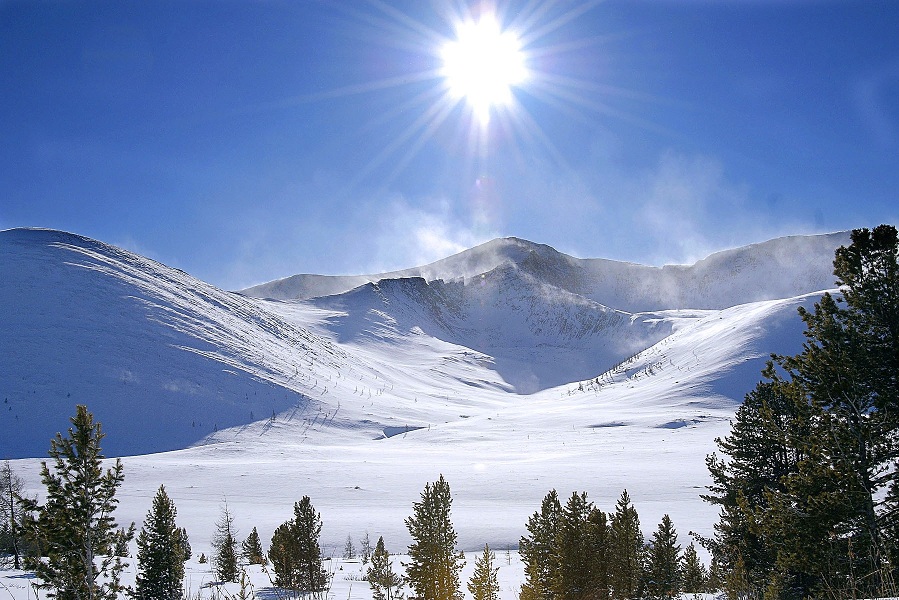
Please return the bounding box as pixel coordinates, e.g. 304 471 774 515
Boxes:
1 404 706 600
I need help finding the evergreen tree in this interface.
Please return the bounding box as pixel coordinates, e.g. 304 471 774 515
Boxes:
344 534 356 560
702 225 899 598
680 543 707 594
586 506 611 600
519 490 561 600
19 405 127 600
368 536 403 600
0 461 26 569
177 527 191 562
467 544 499 600
135 485 184 600
645 515 681 599
608 490 644 600
699 375 809 596
113 523 135 557
361 531 373 565
404 475 465 600
554 492 605 600
242 527 265 565
267 496 328 595
212 502 239 583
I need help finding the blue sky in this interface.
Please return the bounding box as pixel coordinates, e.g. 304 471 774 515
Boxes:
2 1 897 290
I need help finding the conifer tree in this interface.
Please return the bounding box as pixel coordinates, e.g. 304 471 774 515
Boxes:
344 534 356 560
467 544 499 600
680 543 707 594
645 514 681 599
554 492 604 600
177 527 191 561
135 485 184 600
268 496 328 595
361 531 372 564
702 225 899 598
212 502 239 583
0 461 26 569
519 490 561 600
608 490 644 600
404 475 465 600
19 405 127 600
368 536 403 600
242 527 265 565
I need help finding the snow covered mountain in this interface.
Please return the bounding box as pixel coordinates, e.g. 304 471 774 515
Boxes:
0 227 849 554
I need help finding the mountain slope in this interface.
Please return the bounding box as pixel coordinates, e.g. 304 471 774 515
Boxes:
1 228 845 461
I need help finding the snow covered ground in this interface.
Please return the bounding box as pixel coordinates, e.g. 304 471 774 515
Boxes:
1 228 847 598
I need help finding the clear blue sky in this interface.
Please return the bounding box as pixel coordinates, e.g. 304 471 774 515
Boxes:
2 1 897 290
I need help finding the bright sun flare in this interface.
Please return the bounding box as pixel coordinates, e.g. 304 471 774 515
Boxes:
441 15 528 125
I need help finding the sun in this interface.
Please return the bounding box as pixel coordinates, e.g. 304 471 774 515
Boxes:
440 14 528 126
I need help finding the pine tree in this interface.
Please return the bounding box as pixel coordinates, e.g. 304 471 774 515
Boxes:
178 527 191 562
519 490 561 600
242 527 265 565
19 405 127 600
344 534 356 560
212 502 239 583
0 461 26 569
554 492 604 600
467 544 499 600
361 531 373 565
699 375 808 595
268 496 328 595
608 490 644 600
680 543 707 594
368 536 403 600
701 225 899 598
113 523 135 557
404 475 465 600
645 514 681 599
135 485 185 600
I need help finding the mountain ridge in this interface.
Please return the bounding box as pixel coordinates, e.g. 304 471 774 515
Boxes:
1 227 847 460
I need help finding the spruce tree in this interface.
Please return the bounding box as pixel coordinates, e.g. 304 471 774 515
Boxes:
267 496 328 595
519 490 561 600
645 514 681 599
19 405 127 600
608 490 644 600
404 475 465 600
467 544 499 600
242 527 265 565
212 502 239 583
135 485 184 600
680 543 707 594
367 536 403 600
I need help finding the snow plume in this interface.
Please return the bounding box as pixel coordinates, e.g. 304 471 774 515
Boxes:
369 195 497 275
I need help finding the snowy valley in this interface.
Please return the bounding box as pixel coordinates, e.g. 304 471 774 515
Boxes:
0 227 850 598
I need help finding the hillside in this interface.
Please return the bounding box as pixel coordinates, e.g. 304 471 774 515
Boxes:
0 226 847 554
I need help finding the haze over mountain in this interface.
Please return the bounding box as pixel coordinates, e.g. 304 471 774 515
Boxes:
0 227 850 555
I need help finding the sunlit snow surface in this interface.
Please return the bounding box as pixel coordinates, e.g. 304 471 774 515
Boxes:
1 228 848 597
